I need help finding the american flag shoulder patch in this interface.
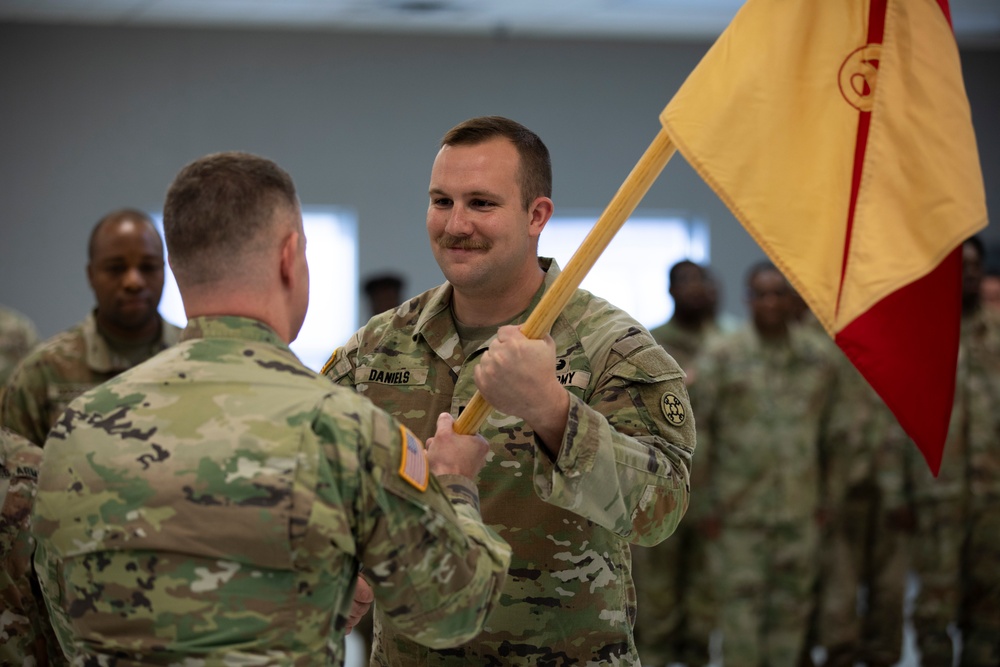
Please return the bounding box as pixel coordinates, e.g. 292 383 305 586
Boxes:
398 425 428 491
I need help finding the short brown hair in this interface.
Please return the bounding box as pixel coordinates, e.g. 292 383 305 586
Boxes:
163 151 297 285
440 116 552 210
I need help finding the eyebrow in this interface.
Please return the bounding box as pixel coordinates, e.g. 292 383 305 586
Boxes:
428 187 502 200
96 254 164 263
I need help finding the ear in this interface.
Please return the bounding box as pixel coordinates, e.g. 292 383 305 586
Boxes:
527 196 554 239
279 229 301 289
86 263 96 289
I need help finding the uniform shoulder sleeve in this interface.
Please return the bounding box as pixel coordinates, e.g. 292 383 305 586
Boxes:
535 325 696 547
322 328 362 386
0 354 52 446
0 430 57 664
315 395 511 649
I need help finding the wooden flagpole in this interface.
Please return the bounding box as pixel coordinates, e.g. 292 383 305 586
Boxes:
454 127 677 435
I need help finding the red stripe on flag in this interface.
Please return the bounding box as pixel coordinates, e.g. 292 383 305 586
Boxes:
936 0 953 28
835 248 961 476
867 0 887 42
836 0 886 316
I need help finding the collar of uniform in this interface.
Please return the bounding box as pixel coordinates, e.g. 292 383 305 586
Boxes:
504 256 561 329
533 257 560 315
180 315 290 352
412 282 456 338
744 322 826 363
411 256 562 339
82 310 174 374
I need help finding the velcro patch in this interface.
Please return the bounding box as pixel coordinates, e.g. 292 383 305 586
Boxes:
556 369 591 389
320 350 337 376
356 366 429 386
398 426 428 492
661 392 686 426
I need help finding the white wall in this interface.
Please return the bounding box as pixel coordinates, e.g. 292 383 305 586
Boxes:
0 23 996 338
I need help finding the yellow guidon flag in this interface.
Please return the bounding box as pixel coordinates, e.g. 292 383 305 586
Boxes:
661 0 987 475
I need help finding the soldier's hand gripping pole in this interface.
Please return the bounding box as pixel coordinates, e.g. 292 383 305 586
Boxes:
454 128 677 435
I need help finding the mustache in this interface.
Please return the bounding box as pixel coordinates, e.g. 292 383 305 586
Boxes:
437 235 491 251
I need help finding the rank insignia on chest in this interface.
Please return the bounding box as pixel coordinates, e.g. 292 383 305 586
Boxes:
661 392 686 426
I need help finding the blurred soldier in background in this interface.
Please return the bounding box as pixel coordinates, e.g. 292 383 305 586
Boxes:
0 305 38 386
908 235 1000 666
635 258 717 667
691 261 837 666
1 209 181 445
1 426 62 665
362 272 406 318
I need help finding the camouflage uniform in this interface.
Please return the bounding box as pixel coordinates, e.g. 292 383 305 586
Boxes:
691 324 838 667
1 311 182 446
1 426 64 665
648 317 719 378
909 310 1000 665
31 316 512 666
635 316 720 666
0 305 39 386
961 309 1000 665
325 258 697 666
816 350 910 667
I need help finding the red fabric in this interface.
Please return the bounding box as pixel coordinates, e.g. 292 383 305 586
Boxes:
836 249 961 475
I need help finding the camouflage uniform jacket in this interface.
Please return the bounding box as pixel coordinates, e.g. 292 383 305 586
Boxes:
1 427 63 665
31 316 511 666
648 317 720 376
325 258 697 666
1 311 182 446
908 309 1000 505
819 328 910 517
965 309 1000 503
0 304 39 385
691 324 837 526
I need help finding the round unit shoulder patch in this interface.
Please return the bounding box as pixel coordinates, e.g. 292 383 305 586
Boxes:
661 392 686 426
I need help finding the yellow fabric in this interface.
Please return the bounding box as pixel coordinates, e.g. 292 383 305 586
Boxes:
661 0 987 334
844 0 986 328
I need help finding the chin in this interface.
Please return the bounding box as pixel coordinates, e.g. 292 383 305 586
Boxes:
118 311 159 331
